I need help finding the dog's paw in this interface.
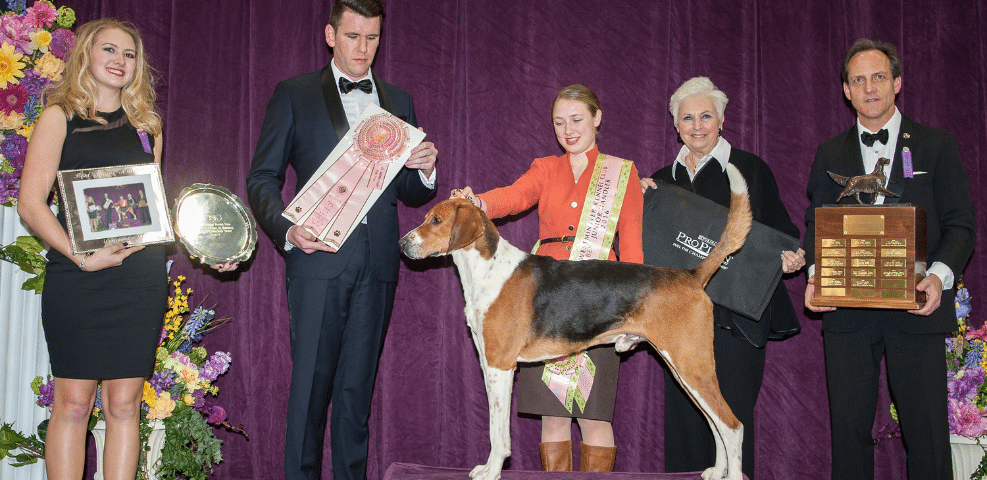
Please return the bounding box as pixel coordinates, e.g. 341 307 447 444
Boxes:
469 464 502 480
701 466 728 480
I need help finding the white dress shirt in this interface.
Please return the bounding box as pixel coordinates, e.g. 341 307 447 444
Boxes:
670 137 732 181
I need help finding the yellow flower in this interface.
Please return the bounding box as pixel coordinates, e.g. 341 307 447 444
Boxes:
146 392 175 420
0 42 25 88
29 30 52 53
142 382 157 409
183 394 194 406
17 119 35 140
34 51 63 82
0 111 22 130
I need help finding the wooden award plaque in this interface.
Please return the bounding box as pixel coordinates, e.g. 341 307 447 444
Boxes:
812 205 927 309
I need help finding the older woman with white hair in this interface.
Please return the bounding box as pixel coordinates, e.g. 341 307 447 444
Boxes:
642 76 803 477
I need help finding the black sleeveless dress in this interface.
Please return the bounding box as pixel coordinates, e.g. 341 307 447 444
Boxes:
42 108 167 379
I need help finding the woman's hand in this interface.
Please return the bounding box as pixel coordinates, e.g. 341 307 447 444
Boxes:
450 187 482 209
781 248 805 274
79 243 145 272
640 177 657 194
208 261 239 272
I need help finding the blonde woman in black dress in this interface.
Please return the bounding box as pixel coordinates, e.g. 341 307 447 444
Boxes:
18 18 233 480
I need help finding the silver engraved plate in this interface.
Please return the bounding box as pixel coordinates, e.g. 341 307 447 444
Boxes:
172 184 257 264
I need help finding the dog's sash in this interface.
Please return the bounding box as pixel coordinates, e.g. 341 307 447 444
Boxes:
542 352 596 414
569 153 632 261
283 110 414 251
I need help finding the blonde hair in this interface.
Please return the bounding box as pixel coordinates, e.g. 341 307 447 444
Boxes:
45 18 161 135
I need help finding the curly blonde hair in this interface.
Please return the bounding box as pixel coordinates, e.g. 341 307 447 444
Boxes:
45 18 161 135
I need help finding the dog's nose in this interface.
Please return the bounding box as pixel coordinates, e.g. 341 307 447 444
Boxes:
398 235 409 252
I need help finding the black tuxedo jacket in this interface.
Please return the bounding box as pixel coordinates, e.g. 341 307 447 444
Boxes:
804 115 976 333
246 64 435 282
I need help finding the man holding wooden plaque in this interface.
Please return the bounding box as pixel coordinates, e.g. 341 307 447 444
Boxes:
804 39 975 479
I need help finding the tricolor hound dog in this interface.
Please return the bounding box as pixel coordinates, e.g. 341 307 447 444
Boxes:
399 164 752 480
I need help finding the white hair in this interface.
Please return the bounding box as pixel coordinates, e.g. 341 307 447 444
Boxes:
668 76 729 120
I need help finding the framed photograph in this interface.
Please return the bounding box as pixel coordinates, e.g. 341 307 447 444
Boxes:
56 163 174 254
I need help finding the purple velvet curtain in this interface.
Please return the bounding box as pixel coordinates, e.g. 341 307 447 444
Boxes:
59 0 985 478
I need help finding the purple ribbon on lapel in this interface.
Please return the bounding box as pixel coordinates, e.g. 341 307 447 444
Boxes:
902 148 913 178
136 129 152 154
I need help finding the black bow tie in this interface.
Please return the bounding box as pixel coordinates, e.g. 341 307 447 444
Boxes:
339 77 372 94
861 129 889 147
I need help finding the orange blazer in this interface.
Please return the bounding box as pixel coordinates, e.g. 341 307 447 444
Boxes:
478 147 643 263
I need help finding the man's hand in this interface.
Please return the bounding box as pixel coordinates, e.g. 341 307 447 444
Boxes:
805 275 837 312
288 225 335 254
405 128 437 177
909 273 943 316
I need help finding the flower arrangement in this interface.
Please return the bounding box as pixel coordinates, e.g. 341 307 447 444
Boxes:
944 282 987 478
0 0 76 292
1 268 246 479
946 284 984 436
0 0 75 207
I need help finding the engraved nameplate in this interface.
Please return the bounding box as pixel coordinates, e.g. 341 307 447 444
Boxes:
844 215 885 235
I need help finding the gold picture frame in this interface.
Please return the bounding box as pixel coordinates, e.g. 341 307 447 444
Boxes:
56 163 174 254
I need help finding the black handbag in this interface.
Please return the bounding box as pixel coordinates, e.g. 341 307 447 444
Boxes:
642 181 799 320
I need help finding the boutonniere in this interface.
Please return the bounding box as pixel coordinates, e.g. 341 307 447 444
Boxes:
902 146 913 178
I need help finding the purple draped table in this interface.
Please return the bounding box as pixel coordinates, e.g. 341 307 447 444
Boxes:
383 463 749 479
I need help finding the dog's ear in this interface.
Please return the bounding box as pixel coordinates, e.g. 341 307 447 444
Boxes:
447 202 484 252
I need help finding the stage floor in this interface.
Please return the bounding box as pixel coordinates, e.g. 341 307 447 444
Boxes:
384 462 748 479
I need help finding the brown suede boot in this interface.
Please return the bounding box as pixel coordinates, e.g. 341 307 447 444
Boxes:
539 440 573 471
579 443 616 472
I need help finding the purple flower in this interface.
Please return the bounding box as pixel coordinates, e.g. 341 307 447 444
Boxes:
201 351 231 382
965 343 984 370
19 69 49 96
5 0 25 14
183 306 214 341
35 379 54 407
956 287 973 319
949 368 985 401
149 370 176 394
49 28 73 58
0 173 18 204
950 399 987 438
192 389 206 410
205 405 226 424
0 13 33 54
1 134 26 164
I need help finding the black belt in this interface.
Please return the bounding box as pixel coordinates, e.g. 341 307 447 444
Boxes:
540 235 575 245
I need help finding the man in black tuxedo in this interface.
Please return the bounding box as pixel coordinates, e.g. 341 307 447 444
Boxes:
245 1 437 478
804 39 975 479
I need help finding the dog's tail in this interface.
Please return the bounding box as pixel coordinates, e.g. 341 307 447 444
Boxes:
692 163 752 288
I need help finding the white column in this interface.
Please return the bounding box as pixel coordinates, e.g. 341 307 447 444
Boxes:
0 205 50 480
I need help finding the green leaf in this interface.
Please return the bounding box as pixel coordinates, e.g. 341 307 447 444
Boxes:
14 236 44 255
36 419 48 442
0 424 29 445
21 273 44 294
